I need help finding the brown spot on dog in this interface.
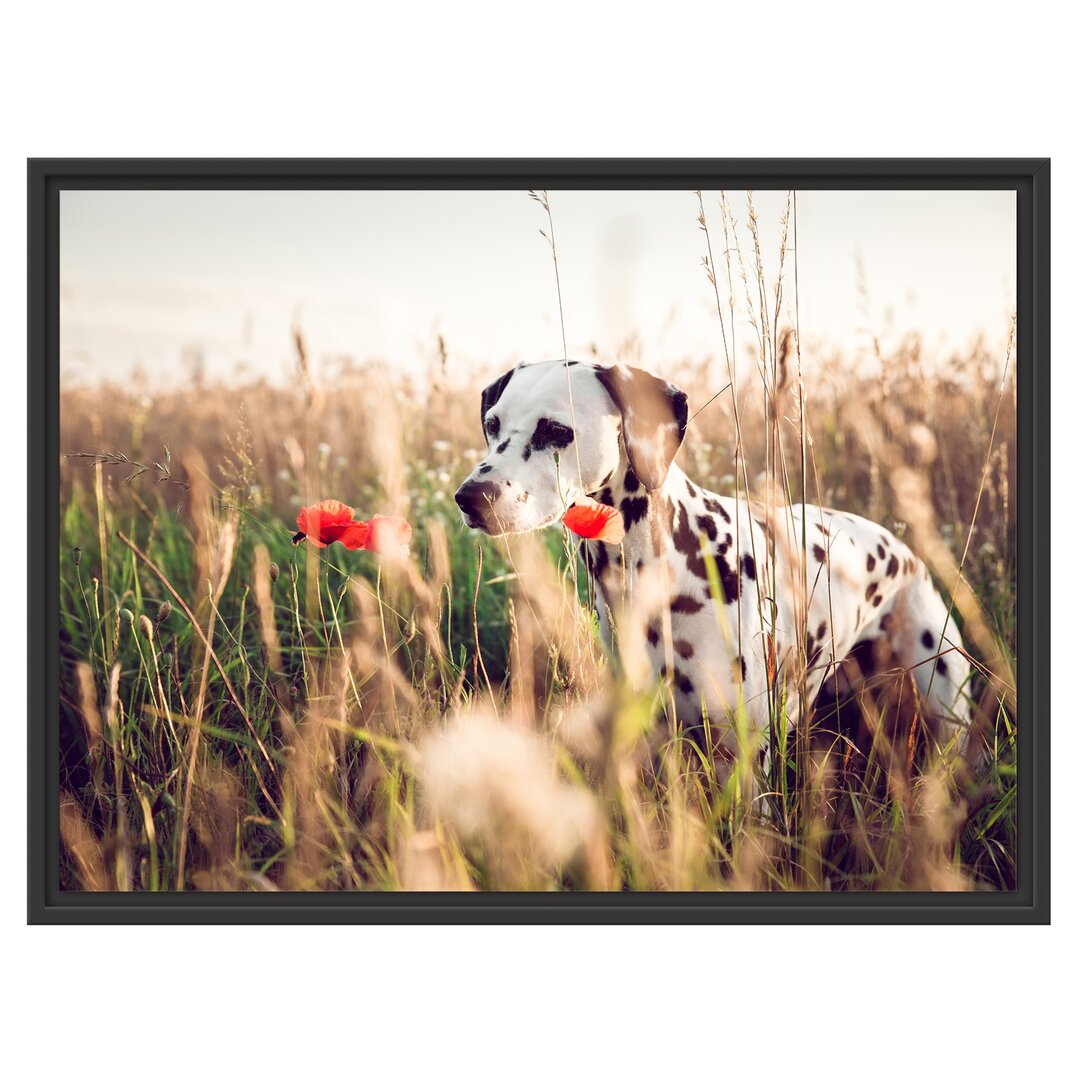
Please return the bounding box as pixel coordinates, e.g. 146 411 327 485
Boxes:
696 514 718 541
865 582 878 601
876 543 886 560
716 555 739 604
703 496 731 523
921 630 935 649
529 414 578 453
587 538 610 575
673 504 709 580
620 494 649 529
866 553 876 572
886 554 899 577
674 639 695 660
671 593 704 615
812 543 826 563
742 553 756 581
480 368 515 433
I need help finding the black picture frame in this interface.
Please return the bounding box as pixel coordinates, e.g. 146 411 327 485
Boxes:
29 158 1050 924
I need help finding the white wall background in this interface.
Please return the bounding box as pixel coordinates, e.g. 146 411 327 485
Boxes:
3 3 1071 1077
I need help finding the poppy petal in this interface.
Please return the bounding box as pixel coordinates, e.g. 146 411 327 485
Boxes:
362 515 413 560
336 521 372 550
296 498 358 546
562 498 625 544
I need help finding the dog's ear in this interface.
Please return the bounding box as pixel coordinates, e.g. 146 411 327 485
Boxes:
595 364 688 491
479 366 517 435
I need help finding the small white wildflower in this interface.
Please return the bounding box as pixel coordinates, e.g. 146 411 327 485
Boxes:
276 468 291 482
318 442 331 457
432 440 451 454
437 471 450 485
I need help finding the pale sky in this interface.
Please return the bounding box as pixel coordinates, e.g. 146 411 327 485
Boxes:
59 188 1016 387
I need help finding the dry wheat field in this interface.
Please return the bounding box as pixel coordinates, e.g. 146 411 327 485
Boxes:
57 194 1017 894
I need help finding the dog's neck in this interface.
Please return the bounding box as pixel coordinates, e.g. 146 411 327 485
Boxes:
587 456 689 569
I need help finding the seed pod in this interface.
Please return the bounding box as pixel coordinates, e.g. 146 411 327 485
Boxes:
138 614 155 640
269 562 280 584
119 608 134 625
157 600 172 624
160 650 174 671
72 546 82 567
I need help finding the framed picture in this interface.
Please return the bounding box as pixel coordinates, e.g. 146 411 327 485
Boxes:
29 158 1049 923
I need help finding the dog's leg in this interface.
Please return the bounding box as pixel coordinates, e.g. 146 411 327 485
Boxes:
849 571 974 755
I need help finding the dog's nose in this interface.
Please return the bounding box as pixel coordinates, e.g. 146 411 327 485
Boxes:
455 479 500 525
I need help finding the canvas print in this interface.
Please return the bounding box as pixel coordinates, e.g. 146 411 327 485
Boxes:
58 187 1017 893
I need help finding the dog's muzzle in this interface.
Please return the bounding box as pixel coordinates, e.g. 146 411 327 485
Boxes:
455 479 501 531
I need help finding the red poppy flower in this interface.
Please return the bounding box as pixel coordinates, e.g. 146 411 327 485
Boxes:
562 497 625 545
293 499 412 560
294 499 371 549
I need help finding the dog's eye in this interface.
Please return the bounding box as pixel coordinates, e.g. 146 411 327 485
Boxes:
485 416 500 439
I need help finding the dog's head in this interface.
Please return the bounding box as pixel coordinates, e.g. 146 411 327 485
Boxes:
455 361 688 535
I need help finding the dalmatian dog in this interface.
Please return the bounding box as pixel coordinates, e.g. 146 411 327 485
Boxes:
454 359 973 761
